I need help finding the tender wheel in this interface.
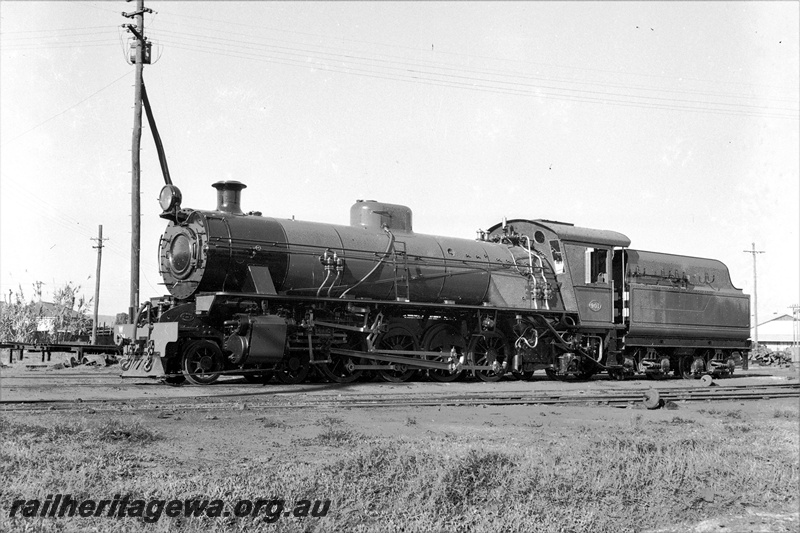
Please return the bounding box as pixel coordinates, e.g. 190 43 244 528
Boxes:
646 357 672 380
421 323 465 382
182 340 223 385
318 333 366 383
622 355 637 376
680 354 705 380
277 353 310 384
469 331 510 382
375 324 418 383
725 358 736 376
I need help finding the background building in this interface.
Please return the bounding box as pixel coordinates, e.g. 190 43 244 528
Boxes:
752 313 800 363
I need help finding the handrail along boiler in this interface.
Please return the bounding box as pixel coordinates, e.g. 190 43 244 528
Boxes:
117 181 750 384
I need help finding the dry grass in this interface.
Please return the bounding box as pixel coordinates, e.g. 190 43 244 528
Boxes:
773 408 799 419
1 406 798 533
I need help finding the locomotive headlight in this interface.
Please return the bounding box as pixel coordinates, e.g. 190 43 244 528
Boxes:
167 232 193 278
159 184 182 212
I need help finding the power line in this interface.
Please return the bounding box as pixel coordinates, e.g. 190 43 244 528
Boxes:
0 25 114 35
0 179 162 295
153 26 796 105
0 41 119 51
0 29 118 40
0 71 132 146
154 8 800 93
151 35 798 120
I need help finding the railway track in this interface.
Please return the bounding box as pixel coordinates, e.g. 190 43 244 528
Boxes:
2 382 797 412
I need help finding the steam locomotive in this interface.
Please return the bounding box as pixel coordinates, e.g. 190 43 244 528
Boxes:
117 181 750 385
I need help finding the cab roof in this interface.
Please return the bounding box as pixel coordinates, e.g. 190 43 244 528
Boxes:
536 220 630 247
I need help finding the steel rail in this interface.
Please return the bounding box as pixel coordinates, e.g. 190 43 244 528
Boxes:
2 384 797 411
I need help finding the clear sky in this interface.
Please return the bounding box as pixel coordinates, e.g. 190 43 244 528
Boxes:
1 1 798 324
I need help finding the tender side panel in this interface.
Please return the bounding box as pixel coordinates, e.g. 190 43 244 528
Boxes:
624 248 750 347
627 285 750 341
626 249 741 292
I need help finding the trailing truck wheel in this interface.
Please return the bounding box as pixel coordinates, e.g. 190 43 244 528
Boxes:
182 340 223 385
469 331 510 382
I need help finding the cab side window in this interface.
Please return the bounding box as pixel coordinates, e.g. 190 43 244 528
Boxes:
585 248 609 284
550 240 564 274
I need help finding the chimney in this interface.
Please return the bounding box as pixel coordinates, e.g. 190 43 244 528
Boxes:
212 181 247 215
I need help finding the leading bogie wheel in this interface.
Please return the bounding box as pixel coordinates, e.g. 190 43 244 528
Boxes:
182 340 224 385
277 353 310 384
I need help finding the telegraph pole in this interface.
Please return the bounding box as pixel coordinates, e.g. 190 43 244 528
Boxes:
122 0 151 320
743 242 765 370
91 225 107 345
790 304 800 364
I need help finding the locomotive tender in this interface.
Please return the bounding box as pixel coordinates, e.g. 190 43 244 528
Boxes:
118 181 750 385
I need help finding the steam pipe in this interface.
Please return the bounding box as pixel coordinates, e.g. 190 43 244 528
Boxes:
339 228 395 298
316 270 332 298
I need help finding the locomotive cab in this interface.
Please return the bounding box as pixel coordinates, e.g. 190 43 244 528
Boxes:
541 222 631 329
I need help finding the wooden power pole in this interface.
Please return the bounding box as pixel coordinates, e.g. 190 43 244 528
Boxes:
91 225 107 344
790 304 800 364
123 0 151 320
743 242 765 370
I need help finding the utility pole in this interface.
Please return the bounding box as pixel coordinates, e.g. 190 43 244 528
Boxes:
790 304 800 364
743 242 765 370
122 0 151 320
90 225 107 345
